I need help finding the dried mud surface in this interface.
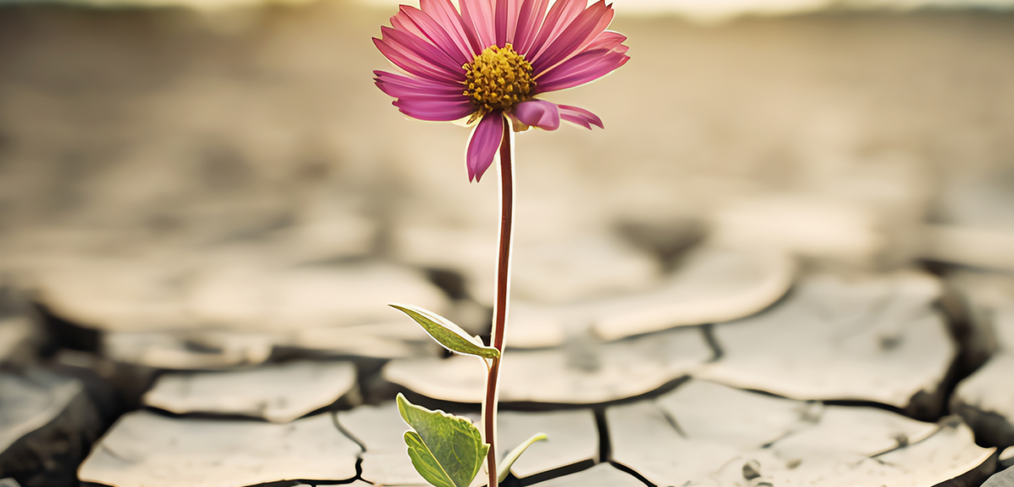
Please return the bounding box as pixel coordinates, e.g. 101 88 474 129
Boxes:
2 4 1014 487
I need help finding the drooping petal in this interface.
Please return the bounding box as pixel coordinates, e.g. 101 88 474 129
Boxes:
374 70 466 99
381 26 464 79
512 0 549 55
532 1 614 73
399 6 471 65
466 111 505 182
558 104 603 129
513 99 560 130
395 98 476 121
524 0 586 60
420 0 480 56
460 0 496 51
535 47 628 92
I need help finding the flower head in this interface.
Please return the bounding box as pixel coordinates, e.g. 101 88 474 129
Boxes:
374 0 629 181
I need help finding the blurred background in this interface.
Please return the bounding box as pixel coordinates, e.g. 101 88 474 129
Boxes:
1 0 1014 484
1 0 1013 327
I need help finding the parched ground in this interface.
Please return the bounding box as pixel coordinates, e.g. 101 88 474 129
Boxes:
2 3 1014 487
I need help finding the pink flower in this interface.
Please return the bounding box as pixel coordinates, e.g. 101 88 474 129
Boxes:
374 0 629 182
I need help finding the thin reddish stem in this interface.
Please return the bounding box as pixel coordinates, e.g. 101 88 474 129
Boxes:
485 114 513 487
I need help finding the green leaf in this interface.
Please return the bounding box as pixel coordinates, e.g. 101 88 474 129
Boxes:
397 393 489 487
404 431 456 487
390 303 500 359
497 432 548 483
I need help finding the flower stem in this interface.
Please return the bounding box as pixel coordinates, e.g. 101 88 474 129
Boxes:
484 115 514 487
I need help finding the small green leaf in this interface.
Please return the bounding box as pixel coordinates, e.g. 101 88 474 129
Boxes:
390 303 500 359
397 393 489 487
404 431 456 487
497 432 548 483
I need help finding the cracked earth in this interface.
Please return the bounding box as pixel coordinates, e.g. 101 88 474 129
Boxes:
1 3 1014 487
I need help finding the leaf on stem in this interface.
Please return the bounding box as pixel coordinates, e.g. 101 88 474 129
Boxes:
497 432 548 483
397 393 490 487
390 303 500 359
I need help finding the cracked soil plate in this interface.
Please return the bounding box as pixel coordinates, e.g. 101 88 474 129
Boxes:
78 411 360 487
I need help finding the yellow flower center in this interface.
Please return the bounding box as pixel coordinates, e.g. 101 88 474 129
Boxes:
464 44 535 117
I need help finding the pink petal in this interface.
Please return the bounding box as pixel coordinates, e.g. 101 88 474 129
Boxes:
513 99 560 130
375 37 457 83
558 104 603 129
494 0 507 46
375 38 450 83
374 70 466 99
524 0 586 60
495 0 520 46
466 111 505 182
420 0 481 56
512 0 549 54
381 26 463 79
460 0 495 51
532 1 614 73
400 6 471 65
586 30 626 51
391 11 428 39
535 47 628 92
395 99 476 121
505 0 520 45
